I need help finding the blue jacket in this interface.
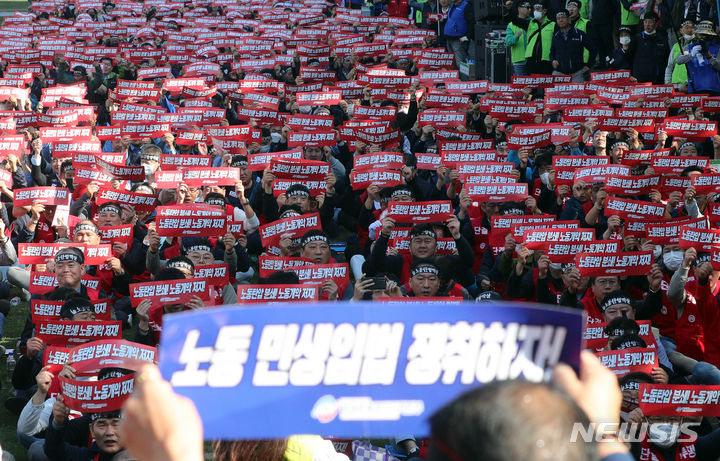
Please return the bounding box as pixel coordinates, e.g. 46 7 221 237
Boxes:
549 27 593 74
686 40 720 94
444 0 469 39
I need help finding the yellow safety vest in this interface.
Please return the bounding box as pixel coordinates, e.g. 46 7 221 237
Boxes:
525 18 555 62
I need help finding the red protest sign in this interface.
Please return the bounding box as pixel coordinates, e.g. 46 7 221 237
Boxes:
418 110 466 128
29 273 101 298
154 171 183 189
457 162 515 177
639 384 720 417
663 119 717 139
522 228 595 250
258 213 322 249
181 168 241 187
82 245 113 266
553 156 610 186
272 178 327 197
193 264 229 287
31 299 113 323
390 237 456 255
73 167 115 187
439 139 494 152
129 277 212 308
59 373 135 412
97 158 147 183
563 105 614 122
545 240 621 264
248 149 303 172
465 183 529 202
691 173 720 195
603 174 661 196
618 149 670 166
296 91 341 106
660 176 694 196
353 152 404 171
258 256 315 278
595 117 655 132
290 262 350 288
286 114 335 131
159 155 212 170
237 284 320 303
573 165 632 185
36 320 122 346
269 158 331 181
596 348 658 376
96 188 157 213
645 217 707 245
416 153 441 170
387 200 454 224
678 225 720 252
18 243 81 265
287 130 337 147
64 339 156 378
509 220 581 243
575 251 654 277
604 196 666 220
98 225 134 248
350 169 403 190
14 187 70 206
155 204 226 237
708 202 720 224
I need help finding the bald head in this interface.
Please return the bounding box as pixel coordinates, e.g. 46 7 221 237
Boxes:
427 381 598 461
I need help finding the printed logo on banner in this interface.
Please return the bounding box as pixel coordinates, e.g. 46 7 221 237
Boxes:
158 302 583 438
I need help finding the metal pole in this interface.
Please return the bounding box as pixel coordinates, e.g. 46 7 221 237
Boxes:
437 0 441 37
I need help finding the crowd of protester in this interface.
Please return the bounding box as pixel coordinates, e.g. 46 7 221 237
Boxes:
0 0 719 460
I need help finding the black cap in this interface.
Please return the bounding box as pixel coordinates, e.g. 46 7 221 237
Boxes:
300 229 329 248
60 297 95 320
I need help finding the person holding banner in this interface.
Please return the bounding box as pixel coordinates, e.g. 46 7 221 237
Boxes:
134 268 207 347
367 216 474 285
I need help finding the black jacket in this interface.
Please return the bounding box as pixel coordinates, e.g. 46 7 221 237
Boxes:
631 31 669 84
550 27 594 74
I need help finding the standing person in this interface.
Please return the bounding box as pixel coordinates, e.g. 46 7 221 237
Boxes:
631 12 669 83
666 18 696 92
506 1 532 76
567 0 594 70
590 0 617 66
608 26 635 70
525 0 557 74
443 0 475 78
681 20 720 94
550 9 593 82
619 0 641 34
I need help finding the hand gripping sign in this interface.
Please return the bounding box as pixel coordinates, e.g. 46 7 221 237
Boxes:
387 200 454 224
595 347 658 377
158 302 583 438
130 278 212 309
575 251 654 277
58 339 157 413
155 204 227 238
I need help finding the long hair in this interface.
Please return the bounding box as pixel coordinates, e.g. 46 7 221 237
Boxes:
212 440 288 461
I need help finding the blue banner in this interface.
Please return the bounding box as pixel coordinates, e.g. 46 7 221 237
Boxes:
158 302 583 439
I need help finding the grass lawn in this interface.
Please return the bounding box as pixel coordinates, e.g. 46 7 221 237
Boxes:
0 1 28 13
1 287 30 461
